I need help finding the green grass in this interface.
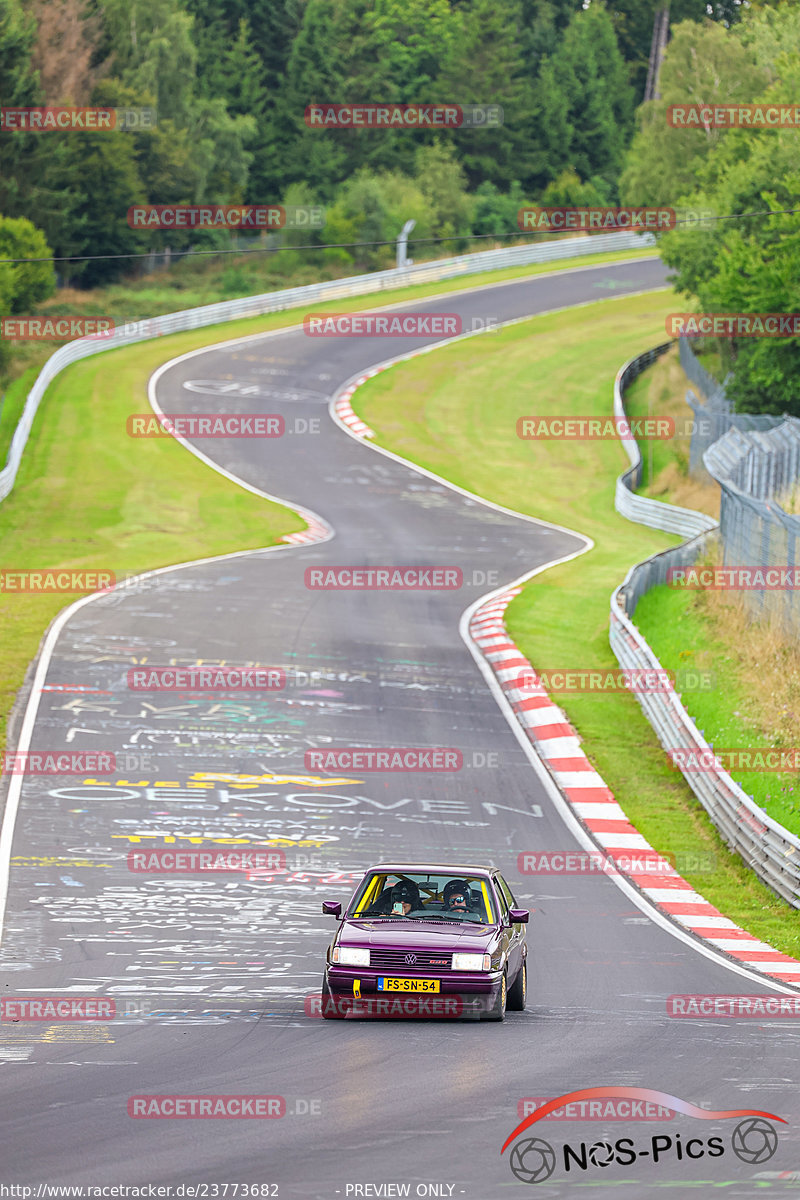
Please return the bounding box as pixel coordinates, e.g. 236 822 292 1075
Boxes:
0 249 656 763
352 289 800 958
635 583 800 838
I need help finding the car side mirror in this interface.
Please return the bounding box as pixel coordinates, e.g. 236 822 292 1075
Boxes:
322 900 342 918
509 908 529 923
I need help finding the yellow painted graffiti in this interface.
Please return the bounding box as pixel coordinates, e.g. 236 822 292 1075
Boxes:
189 771 362 788
77 772 362 790
111 834 333 847
11 857 112 867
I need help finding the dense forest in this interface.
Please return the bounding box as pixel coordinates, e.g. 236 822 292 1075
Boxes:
1 0 800 410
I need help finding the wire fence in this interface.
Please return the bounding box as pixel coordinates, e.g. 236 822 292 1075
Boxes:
704 420 800 634
611 344 800 908
679 336 786 476
0 228 655 507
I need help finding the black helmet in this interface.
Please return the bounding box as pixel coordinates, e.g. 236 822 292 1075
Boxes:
443 879 472 909
391 879 420 909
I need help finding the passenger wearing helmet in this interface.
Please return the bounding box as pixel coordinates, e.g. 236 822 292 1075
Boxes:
443 879 472 914
366 877 421 917
389 879 421 916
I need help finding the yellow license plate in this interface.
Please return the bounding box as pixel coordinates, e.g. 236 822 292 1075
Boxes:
378 977 440 993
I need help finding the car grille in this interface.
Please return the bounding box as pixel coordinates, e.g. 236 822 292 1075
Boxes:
368 948 453 973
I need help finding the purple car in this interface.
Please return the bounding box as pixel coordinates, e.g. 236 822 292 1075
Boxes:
320 862 530 1021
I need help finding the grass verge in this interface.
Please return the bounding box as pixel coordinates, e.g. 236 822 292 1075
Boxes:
634 573 800 838
351 289 800 958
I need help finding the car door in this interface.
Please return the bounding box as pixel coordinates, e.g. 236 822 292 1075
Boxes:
490 874 518 978
495 872 525 977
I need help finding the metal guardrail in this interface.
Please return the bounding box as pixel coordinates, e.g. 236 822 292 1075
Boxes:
613 343 718 538
0 229 655 506
611 345 800 908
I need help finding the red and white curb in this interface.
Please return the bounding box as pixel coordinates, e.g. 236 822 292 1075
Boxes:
282 514 331 546
334 368 390 439
469 588 800 989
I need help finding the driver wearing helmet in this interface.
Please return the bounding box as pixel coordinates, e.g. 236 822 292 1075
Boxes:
443 879 472 914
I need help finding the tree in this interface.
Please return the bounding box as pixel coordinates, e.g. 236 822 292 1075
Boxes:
0 216 56 310
435 0 534 190
414 142 473 246
619 20 767 207
545 3 635 196
655 7 800 415
471 180 525 238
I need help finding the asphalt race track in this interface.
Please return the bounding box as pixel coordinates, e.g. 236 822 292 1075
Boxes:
3 256 799 1196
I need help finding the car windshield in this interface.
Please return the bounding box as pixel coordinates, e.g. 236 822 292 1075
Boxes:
348 871 495 924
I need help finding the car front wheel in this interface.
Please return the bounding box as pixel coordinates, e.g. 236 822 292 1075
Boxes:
483 971 507 1022
507 959 526 1011
321 974 345 1019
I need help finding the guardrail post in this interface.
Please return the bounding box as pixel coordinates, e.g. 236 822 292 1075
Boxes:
396 220 416 270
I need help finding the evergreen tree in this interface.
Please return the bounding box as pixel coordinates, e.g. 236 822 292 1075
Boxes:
546 3 635 196
436 0 534 190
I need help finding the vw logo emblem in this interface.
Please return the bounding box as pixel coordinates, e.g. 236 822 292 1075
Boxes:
405 953 417 965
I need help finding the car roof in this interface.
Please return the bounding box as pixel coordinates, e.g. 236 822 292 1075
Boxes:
366 863 497 875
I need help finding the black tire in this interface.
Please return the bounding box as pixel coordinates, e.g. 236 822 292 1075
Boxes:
507 958 527 1011
483 971 507 1021
321 974 345 1019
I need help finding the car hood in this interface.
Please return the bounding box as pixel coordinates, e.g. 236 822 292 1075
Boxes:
339 919 497 952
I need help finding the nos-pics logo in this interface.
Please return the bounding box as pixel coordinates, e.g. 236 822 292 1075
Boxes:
501 1088 783 1185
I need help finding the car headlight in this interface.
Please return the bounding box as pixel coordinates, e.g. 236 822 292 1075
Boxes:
452 952 492 972
332 946 370 967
